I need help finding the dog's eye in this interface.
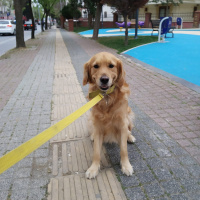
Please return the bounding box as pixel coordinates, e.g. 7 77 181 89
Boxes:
94 64 99 69
109 64 114 68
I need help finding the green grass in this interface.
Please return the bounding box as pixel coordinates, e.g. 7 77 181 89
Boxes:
97 36 157 53
73 26 92 33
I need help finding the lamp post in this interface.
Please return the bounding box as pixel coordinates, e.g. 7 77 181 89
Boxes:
134 8 139 39
101 5 103 28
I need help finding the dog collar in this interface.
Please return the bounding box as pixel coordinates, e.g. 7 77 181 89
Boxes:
89 85 115 99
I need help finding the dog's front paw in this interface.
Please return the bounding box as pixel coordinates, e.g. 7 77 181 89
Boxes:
90 133 94 141
86 164 100 179
127 134 136 143
121 162 133 176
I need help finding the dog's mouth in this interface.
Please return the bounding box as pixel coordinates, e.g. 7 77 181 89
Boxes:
100 85 109 91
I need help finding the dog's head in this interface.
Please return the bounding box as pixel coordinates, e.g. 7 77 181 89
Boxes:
83 52 125 91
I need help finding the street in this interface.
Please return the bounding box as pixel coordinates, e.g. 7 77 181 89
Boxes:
0 24 41 56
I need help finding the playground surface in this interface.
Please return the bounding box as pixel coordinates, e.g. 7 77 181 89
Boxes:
79 28 200 91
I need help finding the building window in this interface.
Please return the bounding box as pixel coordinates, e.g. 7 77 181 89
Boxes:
193 6 197 17
159 6 166 18
104 11 107 18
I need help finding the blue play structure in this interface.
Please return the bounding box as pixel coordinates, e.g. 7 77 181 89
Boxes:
158 17 173 42
177 17 183 29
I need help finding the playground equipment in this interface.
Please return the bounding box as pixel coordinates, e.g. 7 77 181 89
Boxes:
158 17 172 43
138 21 144 29
115 22 131 31
177 17 183 29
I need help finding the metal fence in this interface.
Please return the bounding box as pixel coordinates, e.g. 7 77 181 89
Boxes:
82 12 193 22
149 12 193 21
170 13 193 22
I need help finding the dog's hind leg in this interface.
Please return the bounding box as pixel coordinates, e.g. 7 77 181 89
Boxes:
127 131 136 143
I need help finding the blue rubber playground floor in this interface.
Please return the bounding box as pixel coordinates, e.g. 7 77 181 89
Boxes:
80 28 200 89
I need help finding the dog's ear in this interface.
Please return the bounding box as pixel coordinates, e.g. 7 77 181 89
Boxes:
83 61 91 85
116 59 125 87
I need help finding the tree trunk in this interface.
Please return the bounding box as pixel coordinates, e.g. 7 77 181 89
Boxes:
14 0 26 48
88 13 93 28
45 11 49 30
134 8 139 39
124 14 128 46
28 0 35 39
92 1 102 40
41 13 45 32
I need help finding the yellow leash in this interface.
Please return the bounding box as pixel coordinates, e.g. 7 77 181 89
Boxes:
0 94 103 175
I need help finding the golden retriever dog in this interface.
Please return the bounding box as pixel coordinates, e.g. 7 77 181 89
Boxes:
83 52 135 179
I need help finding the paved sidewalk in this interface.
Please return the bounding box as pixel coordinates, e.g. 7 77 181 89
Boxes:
0 27 200 200
47 29 126 200
60 29 200 199
0 29 56 199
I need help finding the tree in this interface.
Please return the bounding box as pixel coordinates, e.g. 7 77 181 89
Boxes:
14 0 26 48
92 0 103 40
103 0 149 45
23 0 35 39
61 1 81 20
83 0 96 28
149 0 182 16
38 0 58 31
28 0 35 39
61 4 73 19
69 0 82 20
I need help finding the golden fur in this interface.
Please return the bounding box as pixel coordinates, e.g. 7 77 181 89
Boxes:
83 52 135 179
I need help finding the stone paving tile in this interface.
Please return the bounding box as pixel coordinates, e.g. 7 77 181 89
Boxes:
47 29 127 200
1 27 200 200
0 38 44 112
63 30 200 199
48 169 126 200
0 29 55 199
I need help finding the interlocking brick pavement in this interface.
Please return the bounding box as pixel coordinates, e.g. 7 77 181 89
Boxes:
60 29 200 199
47 29 126 200
0 29 56 200
0 27 200 200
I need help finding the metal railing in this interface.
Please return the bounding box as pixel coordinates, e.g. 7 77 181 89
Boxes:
170 12 193 22
82 12 194 22
150 12 193 21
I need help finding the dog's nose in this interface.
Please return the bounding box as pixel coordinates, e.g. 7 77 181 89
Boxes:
100 76 109 84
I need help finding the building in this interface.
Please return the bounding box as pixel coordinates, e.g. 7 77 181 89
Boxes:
0 0 14 20
139 0 200 28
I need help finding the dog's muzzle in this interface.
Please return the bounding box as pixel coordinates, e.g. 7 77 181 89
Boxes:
100 75 110 90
